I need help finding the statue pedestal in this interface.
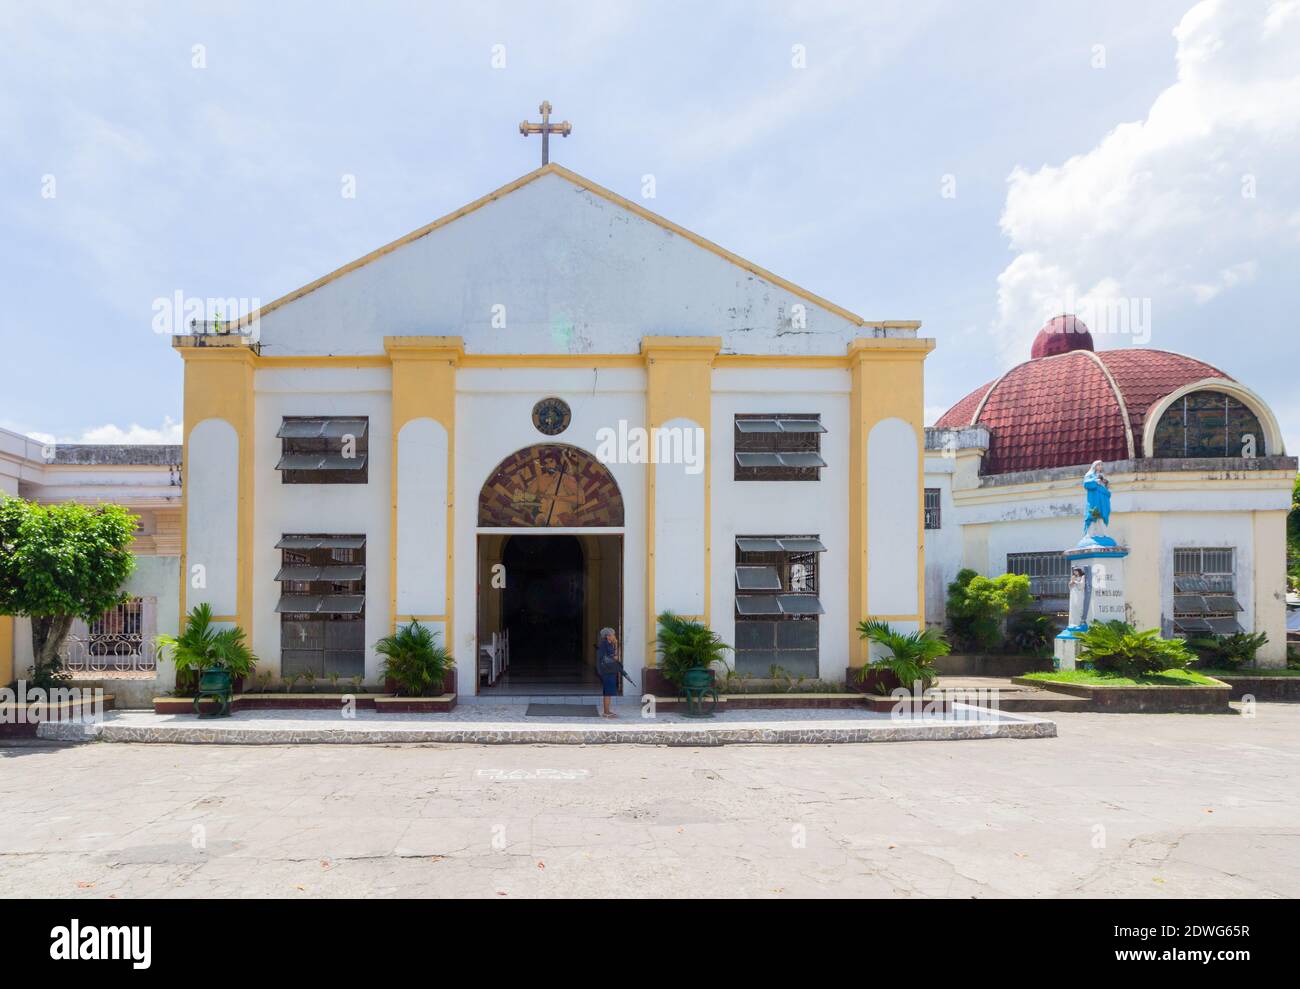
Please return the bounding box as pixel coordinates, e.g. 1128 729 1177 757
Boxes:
1053 534 1129 671
1054 633 1081 671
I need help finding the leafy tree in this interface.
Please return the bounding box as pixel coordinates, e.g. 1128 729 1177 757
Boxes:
945 568 1034 652
1078 620 1193 678
0 496 137 684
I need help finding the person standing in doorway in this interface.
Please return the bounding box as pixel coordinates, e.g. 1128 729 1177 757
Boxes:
597 627 621 719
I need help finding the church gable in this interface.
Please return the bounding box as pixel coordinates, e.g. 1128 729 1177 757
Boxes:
254 166 876 356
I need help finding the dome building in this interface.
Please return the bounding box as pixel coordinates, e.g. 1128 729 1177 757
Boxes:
924 316 1295 665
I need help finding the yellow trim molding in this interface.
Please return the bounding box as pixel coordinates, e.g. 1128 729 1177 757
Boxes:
0 616 13 686
175 346 256 639
846 337 935 666
642 337 720 664
385 337 463 656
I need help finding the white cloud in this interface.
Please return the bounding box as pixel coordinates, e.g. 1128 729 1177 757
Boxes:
992 0 1300 362
72 417 183 445
0 417 182 446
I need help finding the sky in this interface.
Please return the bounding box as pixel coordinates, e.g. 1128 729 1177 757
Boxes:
1 0 1297 451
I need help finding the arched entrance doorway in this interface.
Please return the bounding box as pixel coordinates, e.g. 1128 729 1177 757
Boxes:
476 444 623 695
500 535 584 681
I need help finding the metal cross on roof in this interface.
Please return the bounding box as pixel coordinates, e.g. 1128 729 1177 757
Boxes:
519 100 571 165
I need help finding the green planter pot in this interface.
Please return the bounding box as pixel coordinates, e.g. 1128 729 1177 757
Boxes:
195 668 234 717
681 668 713 690
199 669 232 693
679 666 719 718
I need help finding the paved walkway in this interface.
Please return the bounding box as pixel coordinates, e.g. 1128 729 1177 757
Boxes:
36 703 1055 745
3 704 1296 897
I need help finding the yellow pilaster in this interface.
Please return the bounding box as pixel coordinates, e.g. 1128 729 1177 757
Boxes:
642 336 720 664
1253 509 1288 667
384 336 463 651
1118 512 1162 630
175 344 257 635
847 337 934 667
0 616 13 686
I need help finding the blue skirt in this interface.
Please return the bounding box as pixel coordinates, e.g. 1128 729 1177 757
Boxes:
600 672 619 696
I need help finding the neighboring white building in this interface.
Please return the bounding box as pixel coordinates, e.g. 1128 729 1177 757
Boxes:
0 428 182 699
923 317 1296 666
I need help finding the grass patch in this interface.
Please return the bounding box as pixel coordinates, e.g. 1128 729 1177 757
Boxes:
1197 667 1300 678
1022 668 1221 687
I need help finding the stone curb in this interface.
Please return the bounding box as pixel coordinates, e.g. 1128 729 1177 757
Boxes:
41 717 1057 746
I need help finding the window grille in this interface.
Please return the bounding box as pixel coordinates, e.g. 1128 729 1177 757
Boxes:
63 598 156 672
1172 547 1242 636
276 534 367 676
734 414 826 481
734 535 825 676
924 488 941 529
1006 552 1070 613
88 599 144 657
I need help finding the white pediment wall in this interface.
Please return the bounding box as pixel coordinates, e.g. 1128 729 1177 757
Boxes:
256 171 868 356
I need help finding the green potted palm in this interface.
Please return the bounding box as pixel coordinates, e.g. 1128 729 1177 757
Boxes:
656 611 733 691
155 603 257 696
376 621 454 696
855 620 950 694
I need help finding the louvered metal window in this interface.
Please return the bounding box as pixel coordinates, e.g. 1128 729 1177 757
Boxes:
276 416 369 484
277 534 367 676
734 414 826 481
924 488 941 529
1007 551 1070 615
1172 547 1242 636
734 535 825 676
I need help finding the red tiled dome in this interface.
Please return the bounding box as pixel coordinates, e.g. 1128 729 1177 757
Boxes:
935 339 1231 475
1031 315 1094 358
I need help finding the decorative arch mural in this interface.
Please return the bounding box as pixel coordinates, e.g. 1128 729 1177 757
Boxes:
478 444 624 527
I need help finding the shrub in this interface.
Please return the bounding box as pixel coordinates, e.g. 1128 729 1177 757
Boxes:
376 621 454 697
155 603 257 684
656 611 732 687
1007 612 1058 657
1186 631 1268 670
945 569 1033 652
1077 620 1193 678
857 620 951 687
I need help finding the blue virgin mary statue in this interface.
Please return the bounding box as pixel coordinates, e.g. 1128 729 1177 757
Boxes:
1082 459 1111 535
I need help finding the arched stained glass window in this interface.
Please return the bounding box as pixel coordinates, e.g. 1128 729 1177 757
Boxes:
1152 391 1266 459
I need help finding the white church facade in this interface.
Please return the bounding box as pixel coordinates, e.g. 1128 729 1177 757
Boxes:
174 164 934 697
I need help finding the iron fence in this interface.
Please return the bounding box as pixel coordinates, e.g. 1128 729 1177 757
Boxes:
60 633 157 673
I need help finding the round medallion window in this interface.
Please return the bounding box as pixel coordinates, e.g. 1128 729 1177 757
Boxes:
531 397 571 436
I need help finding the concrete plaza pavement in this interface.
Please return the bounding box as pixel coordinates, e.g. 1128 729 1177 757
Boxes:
1 704 1298 898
